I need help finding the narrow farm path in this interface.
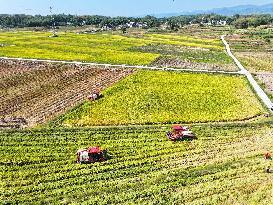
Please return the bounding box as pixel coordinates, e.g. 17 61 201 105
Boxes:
221 35 273 113
0 56 240 75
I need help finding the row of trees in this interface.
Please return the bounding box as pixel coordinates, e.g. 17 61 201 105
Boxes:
0 14 272 30
232 15 273 28
0 14 159 28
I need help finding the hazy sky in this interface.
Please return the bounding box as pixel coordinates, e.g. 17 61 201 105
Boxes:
0 0 272 16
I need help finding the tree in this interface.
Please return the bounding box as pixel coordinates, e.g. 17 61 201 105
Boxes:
234 18 249 29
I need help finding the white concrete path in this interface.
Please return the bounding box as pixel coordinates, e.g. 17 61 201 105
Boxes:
0 56 240 75
221 35 273 112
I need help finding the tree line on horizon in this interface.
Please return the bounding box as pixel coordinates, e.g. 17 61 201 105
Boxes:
0 13 272 30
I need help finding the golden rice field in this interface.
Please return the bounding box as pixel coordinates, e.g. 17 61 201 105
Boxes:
1 123 273 204
0 32 223 65
56 70 266 127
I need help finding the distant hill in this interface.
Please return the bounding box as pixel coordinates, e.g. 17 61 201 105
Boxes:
153 3 273 17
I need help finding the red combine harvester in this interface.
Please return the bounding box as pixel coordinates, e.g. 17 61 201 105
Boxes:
167 125 196 141
76 146 108 164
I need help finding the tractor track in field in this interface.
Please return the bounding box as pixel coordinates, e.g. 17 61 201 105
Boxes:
221 35 273 113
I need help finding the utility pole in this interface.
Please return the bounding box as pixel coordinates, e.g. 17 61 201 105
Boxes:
49 5 58 37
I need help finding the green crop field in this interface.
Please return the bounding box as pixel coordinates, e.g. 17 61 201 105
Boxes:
1 123 273 204
56 70 266 127
0 31 226 66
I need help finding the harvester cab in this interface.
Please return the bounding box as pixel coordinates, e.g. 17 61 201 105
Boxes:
87 90 102 101
76 146 108 164
167 125 196 141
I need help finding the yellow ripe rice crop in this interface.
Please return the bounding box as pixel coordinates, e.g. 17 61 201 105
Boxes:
0 31 224 65
60 70 266 126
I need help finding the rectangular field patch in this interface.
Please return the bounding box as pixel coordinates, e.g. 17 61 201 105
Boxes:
59 70 266 126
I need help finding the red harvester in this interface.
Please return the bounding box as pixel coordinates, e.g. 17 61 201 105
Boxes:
76 146 108 164
167 125 196 141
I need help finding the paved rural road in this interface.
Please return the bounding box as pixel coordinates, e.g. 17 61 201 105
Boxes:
221 35 273 112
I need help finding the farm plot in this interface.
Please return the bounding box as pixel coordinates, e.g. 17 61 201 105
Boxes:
226 31 272 73
131 33 237 71
0 31 233 71
0 32 158 65
131 44 237 71
0 60 133 127
254 72 273 101
1 123 273 204
57 70 266 127
235 52 273 73
226 31 273 104
226 29 272 53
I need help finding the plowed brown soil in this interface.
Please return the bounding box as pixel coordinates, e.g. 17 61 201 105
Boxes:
0 60 134 128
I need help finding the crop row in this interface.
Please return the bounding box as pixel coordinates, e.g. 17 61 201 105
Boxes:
1 124 273 204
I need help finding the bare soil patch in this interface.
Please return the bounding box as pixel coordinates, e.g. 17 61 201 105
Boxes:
0 60 134 128
255 72 273 98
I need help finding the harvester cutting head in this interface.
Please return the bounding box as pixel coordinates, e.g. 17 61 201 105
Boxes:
76 146 108 164
167 125 196 141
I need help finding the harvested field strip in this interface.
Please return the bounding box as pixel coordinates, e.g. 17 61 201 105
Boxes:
132 44 233 64
130 44 238 71
150 56 237 72
0 60 134 127
254 73 273 102
1 124 273 204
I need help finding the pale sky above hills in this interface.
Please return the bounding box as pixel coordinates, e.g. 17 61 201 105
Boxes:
0 0 272 16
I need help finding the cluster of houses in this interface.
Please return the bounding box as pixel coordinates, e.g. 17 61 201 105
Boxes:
197 17 227 26
76 21 149 34
104 22 148 31
200 20 227 26
76 17 228 34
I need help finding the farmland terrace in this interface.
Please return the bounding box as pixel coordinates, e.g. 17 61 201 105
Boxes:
0 31 237 71
226 29 273 102
1 29 273 205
